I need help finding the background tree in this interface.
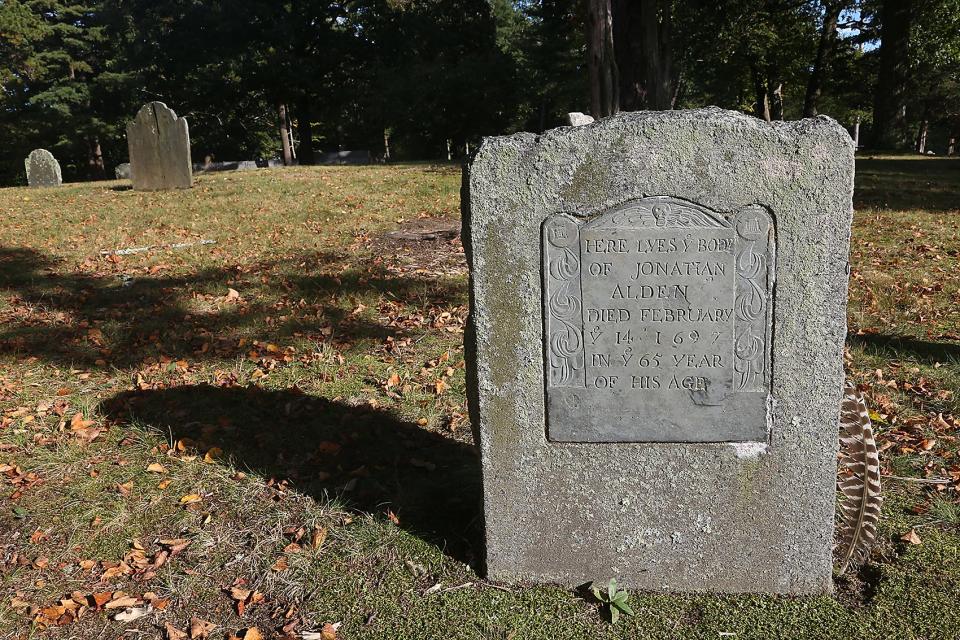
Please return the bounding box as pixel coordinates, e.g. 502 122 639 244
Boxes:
870 0 914 148
803 0 847 117
2 0 960 185
613 0 677 110
905 0 960 153
0 0 115 181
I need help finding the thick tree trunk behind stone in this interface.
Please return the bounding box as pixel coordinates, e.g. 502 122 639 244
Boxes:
296 100 314 165
587 0 618 118
278 103 293 166
613 0 675 111
803 1 843 117
871 0 913 149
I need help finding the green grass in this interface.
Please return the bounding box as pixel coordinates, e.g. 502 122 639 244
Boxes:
0 158 958 639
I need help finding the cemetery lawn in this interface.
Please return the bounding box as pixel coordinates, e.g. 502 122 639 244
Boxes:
0 156 957 639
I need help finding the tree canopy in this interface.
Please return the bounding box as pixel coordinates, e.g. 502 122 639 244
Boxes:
1 0 958 185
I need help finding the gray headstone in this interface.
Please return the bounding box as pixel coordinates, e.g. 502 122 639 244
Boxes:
567 112 595 126
463 108 855 594
115 163 131 180
126 102 192 190
24 149 62 188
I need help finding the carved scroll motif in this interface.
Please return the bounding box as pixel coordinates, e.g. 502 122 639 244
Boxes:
543 216 585 387
601 198 727 230
733 206 774 392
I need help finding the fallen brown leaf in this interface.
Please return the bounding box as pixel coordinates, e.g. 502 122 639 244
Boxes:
901 529 922 545
190 616 216 639
105 595 139 609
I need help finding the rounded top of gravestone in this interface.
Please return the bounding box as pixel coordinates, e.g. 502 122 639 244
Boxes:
133 101 179 120
24 148 62 188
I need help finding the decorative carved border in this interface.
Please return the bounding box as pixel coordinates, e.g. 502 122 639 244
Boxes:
733 206 774 392
587 197 727 230
543 216 585 387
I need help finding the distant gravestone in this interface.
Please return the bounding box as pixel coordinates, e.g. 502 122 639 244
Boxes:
24 149 62 188
126 102 192 190
115 163 131 180
317 150 371 165
463 108 855 594
567 112 594 126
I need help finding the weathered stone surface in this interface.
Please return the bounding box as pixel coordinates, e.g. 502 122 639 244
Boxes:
463 108 855 594
115 163 131 180
126 102 192 190
24 149 62 187
567 112 595 126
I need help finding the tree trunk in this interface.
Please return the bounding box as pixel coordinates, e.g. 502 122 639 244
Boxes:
587 0 618 118
640 0 673 109
752 66 771 122
278 103 293 166
384 129 391 162
296 100 314 165
871 0 913 149
613 0 642 110
803 1 843 117
770 81 784 121
87 136 105 179
852 115 861 148
915 118 928 153
613 0 675 111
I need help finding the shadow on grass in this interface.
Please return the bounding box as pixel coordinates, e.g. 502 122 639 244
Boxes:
0 245 464 369
848 333 960 365
854 158 960 212
98 384 483 565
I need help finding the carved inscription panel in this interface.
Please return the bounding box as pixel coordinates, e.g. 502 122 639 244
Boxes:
542 197 774 442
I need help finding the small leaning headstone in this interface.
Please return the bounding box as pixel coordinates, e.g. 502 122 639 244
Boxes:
24 149 62 188
463 108 855 594
126 101 192 191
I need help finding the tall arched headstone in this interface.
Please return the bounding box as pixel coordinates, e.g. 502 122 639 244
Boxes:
126 102 192 191
24 149 62 188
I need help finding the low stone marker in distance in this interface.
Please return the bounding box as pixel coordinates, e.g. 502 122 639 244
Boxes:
115 163 131 180
25 149 62 187
317 150 371 165
567 112 595 126
463 108 855 594
126 101 192 191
